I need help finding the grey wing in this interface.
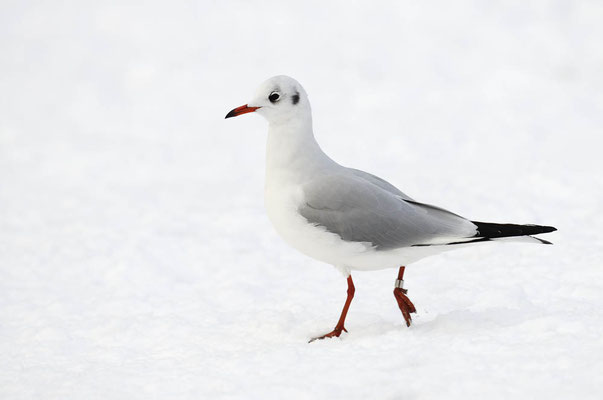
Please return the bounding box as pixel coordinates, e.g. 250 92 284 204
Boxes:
347 168 414 200
299 174 478 250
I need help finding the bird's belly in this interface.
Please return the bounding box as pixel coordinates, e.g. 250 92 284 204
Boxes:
264 182 442 271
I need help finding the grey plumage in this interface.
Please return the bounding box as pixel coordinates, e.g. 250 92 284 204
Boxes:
347 168 413 200
299 173 478 250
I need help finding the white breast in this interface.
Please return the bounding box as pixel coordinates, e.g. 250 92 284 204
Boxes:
264 172 366 264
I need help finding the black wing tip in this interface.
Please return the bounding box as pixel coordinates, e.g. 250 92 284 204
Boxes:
472 221 557 239
523 224 557 234
545 225 557 233
535 236 554 245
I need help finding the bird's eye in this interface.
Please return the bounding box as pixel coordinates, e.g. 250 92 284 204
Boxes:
269 92 280 103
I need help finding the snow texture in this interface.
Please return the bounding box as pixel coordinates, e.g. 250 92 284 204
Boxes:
1 1 602 399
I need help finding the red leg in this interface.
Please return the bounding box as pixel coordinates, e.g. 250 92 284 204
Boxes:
393 266 416 327
309 275 355 342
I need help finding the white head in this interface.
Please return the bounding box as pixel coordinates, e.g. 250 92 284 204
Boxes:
225 75 311 125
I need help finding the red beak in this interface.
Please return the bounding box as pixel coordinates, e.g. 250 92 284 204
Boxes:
225 104 261 119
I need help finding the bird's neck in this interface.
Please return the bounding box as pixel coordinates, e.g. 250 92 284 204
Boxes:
265 115 336 184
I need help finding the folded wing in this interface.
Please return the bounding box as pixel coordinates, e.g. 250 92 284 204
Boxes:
299 174 478 250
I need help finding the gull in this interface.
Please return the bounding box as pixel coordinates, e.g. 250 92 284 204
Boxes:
225 75 556 342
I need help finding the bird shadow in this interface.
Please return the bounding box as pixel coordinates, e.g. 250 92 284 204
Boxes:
322 306 541 342
412 306 539 334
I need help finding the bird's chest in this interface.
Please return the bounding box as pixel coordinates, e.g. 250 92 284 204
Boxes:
264 173 334 256
264 174 307 241
263 173 370 269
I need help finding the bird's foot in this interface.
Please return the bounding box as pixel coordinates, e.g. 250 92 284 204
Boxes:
308 326 347 343
394 288 416 327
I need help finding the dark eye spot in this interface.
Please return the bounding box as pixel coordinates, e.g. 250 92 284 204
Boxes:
269 92 280 103
292 91 300 105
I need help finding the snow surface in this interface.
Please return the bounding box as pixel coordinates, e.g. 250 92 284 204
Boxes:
1 1 603 399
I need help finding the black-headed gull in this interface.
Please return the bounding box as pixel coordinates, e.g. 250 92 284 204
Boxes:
225 75 556 342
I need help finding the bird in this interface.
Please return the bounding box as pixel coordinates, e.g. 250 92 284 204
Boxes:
225 75 556 342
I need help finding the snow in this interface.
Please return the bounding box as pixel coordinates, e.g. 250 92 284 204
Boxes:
1 1 602 399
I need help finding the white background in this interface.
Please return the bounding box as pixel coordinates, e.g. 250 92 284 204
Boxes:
1 1 602 398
